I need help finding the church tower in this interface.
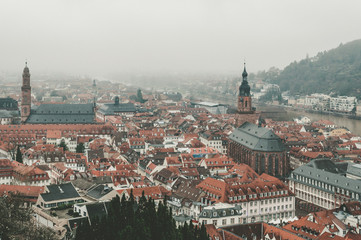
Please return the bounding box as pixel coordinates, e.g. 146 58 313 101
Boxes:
238 63 253 113
21 62 31 123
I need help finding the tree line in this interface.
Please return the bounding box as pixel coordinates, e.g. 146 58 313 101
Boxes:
0 193 55 240
75 191 208 240
256 39 361 98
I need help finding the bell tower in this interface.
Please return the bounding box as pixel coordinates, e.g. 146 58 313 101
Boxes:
238 62 253 113
21 62 31 123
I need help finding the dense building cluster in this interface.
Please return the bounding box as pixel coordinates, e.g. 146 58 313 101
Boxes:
1 64 361 239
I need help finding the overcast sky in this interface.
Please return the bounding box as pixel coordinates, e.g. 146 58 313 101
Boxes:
1 0 361 76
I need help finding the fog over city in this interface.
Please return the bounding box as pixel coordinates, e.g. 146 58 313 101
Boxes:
1 0 361 76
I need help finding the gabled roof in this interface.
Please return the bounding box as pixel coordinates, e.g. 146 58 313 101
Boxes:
86 184 113 200
41 182 80 202
229 122 285 152
86 201 110 223
27 104 95 124
98 102 136 115
0 185 44 198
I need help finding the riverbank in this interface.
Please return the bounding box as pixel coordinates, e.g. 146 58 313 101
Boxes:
259 105 361 136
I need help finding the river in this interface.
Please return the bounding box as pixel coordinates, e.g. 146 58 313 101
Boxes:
285 109 361 136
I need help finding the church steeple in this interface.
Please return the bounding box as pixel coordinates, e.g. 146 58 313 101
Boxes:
239 62 251 97
242 62 248 79
21 62 31 123
237 61 253 113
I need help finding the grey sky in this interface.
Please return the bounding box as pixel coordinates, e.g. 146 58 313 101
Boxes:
1 0 361 75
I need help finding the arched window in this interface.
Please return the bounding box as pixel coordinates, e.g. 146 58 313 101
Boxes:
260 154 266 173
255 154 259 172
274 155 279 176
268 155 273 175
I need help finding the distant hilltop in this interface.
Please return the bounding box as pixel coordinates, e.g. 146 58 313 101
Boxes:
264 39 361 97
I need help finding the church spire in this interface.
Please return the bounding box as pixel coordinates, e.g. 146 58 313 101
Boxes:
239 62 250 97
242 62 248 80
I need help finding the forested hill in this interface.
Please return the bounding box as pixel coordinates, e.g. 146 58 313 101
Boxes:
269 39 361 97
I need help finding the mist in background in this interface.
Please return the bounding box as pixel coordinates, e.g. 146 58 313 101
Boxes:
1 0 361 77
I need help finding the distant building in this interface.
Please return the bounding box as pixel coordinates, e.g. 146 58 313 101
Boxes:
191 102 228 114
304 93 357 113
96 96 136 122
0 97 18 110
19 63 96 124
0 110 19 125
228 122 289 177
41 96 63 103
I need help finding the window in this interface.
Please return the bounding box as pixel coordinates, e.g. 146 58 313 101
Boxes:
222 219 226 225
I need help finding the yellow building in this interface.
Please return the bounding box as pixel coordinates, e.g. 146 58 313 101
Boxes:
330 128 350 137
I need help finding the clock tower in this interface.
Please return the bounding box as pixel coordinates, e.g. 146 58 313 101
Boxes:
238 63 253 113
21 62 31 123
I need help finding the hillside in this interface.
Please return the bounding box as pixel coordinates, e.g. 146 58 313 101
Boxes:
269 39 361 98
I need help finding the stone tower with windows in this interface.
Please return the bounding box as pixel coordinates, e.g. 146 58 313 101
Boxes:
21 62 31 123
238 63 254 113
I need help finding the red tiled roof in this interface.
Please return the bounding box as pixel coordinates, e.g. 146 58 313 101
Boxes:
0 184 45 200
46 130 62 139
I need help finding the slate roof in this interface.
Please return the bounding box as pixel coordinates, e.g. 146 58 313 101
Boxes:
71 178 95 191
0 110 19 118
86 184 113 200
41 182 81 202
0 97 18 110
199 203 242 219
26 103 95 124
229 122 285 152
86 201 110 222
98 102 136 115
290 159 361 197
347 163 361 178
